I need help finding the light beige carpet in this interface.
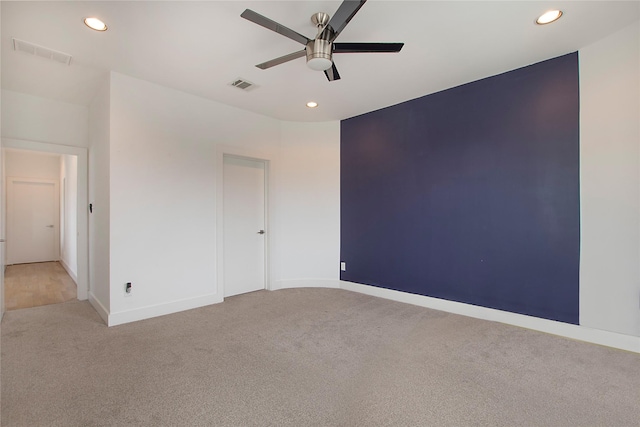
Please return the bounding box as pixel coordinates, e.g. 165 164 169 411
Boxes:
1 288 639 426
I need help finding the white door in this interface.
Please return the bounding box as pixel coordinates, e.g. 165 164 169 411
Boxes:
1 148 4 317
7 178 59 264
223 156 266 297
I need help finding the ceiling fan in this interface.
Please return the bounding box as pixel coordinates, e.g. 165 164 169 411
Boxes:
241 0 404 81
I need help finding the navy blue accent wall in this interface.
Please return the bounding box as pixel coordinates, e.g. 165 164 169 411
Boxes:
340 53 580 324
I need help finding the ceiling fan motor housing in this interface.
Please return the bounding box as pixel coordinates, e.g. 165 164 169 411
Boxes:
306 39 333 71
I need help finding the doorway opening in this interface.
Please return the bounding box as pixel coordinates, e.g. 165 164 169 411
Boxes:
3 149 78 310
1 139 88 314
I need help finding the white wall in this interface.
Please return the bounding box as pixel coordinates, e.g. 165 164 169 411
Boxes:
274 121 341 289
88 78 111 315
60 154 77 281
5 150 60 180
108 72 282 324
1 90 88 147
0 72 344 326
0 144 3 316
579 21 640 337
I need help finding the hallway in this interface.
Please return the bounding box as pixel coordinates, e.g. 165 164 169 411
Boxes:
4 262 76 310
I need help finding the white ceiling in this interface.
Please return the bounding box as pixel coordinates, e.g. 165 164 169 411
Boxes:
2 1 639 122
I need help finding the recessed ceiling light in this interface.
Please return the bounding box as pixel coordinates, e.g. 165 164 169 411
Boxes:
84 17 108 32
306 101 318 108
536 10 563 25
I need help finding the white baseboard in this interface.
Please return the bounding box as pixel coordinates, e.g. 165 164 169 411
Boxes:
59 258 78 285
108 293 223 327
272 279 341 290
88 292 109 325
340 281 640 354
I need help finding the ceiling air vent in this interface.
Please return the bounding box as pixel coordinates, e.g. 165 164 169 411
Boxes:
13 38 72 65
229 78 257 91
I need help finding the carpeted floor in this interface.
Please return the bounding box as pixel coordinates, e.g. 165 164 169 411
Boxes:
1 288 639 426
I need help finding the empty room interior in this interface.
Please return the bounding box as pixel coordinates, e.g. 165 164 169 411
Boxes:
1 1 639 425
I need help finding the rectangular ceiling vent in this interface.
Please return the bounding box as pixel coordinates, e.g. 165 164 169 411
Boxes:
229 78 257 91
13 38 72 65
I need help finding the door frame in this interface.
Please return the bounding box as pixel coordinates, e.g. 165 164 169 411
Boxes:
215 144 274 299
2 138 89 301
6 176 60 264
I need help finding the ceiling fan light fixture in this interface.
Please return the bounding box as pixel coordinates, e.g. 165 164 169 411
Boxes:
84 17 108 31
307 57 332 71
536 10 563 25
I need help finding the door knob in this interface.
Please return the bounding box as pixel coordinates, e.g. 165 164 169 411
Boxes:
257 230 265 235
46 225 54 228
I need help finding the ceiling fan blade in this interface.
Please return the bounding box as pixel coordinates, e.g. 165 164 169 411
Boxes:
241 9 311 46
326 0 367 42
324 63 341 82
256 50 306 70
333 42 404 53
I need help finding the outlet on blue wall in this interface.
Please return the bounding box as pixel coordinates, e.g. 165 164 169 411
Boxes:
340 52 580 324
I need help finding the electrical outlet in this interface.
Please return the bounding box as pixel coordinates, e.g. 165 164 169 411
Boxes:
125 282 132 296
340 262 346 271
